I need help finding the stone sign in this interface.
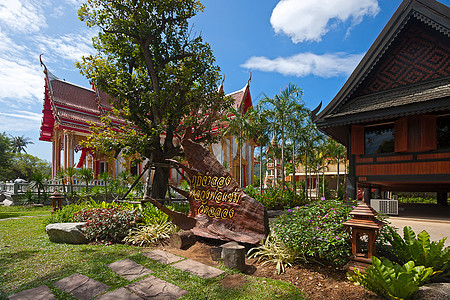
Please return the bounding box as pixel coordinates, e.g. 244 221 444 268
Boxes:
173 130 269 244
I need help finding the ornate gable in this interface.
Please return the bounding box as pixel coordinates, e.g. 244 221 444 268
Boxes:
355 18 450 97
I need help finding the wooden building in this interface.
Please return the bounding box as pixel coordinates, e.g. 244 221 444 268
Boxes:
314 0 449 205
39 66 255 187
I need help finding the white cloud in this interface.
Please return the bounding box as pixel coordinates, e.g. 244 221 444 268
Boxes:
36 33 96 62
241 52 364 78
0 111 42 132
271 0 380 43
0 0 47 33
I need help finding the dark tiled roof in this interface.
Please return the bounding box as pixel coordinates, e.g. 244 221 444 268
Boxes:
330 78 450 118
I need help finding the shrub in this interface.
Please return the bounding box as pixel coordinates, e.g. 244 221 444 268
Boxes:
348 257 433 300
124 221 178 246
271 199 354 266
385 226 450 281
72 207 141 243
248 232 303 274
42 203 86 226
253 186 307 210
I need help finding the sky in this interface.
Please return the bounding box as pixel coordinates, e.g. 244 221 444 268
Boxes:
1 0 448 162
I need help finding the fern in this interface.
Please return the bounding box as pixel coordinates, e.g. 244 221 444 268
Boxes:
348 257 433 300
385 226 449 280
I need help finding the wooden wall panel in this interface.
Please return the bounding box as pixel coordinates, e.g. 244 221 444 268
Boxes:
356 161 450 176
395 117 408 152
417 152 450 160
408 116 421 152
376 155 413 162
421 115 437 151
351 125 365 155
355 156 373 163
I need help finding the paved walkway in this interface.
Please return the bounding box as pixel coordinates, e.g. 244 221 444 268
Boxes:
8 249 225 300
388 217 450 247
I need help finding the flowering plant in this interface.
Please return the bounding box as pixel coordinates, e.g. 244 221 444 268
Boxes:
272 199 354 266
73 207 141 243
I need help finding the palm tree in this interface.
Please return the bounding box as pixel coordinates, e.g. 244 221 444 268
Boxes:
252 106 271 193
99 171 111 201
64 167 76 202
259 83 304 190
222 106 254 187
30 171 46 204
78 168 94 192
324 138 347 197
9 135 33 154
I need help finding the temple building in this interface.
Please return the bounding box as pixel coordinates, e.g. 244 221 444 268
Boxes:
314 0 449 205
39 66 255 187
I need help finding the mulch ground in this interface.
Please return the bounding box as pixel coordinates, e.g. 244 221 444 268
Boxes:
156 239 383 300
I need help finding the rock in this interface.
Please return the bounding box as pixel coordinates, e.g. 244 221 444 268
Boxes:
169 230 197 249
413 283 450 300
221 243 246 272
45 222 88 244
2 199 13 206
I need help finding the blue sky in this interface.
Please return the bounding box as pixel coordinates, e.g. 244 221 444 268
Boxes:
1 0 448 162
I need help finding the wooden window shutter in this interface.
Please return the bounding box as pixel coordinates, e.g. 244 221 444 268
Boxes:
395 117 408 152
421 115 437 151
351 125 365 155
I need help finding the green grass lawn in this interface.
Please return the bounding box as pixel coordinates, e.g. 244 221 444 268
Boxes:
0 207 307 300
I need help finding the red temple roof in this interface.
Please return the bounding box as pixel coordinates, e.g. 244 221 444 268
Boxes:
39 69 253 141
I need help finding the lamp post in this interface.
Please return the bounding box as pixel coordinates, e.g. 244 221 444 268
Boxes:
342 202 384 270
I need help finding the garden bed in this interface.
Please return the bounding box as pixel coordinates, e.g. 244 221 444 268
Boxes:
156 240 382 300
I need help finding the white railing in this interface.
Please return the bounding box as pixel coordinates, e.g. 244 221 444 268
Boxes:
0 180 108 195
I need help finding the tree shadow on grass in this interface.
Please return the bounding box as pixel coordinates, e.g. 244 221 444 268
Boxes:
0 249 38 273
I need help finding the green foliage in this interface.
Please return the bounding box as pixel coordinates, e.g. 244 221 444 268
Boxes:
243 185 259 199
250 186 307 210
73 207 141 243
248 232 302 274
124 221 178 246
77 0 233 200
397 196 436 204
42 203 86 226
272 199 354 266
386 226 450 280
347 257 433 300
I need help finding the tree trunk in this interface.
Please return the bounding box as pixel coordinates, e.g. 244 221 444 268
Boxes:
305 149 308 201
259 147 263 194
150 145 169 200
281 126 285 189
322 158 325 198
292 140 296 193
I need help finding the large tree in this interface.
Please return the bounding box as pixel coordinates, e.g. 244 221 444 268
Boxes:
0 132 12 180
76 0 232 199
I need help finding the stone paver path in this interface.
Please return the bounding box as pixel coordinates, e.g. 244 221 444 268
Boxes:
96 287 142 300
8 249 228 299
142 250 184 265
126 275 188 300
8 285 57 300
107 258 153 281
171 259 225 279
53 273 110 300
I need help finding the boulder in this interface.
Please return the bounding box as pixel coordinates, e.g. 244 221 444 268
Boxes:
2 199 13 206
413 283 450 300
45 222 88 244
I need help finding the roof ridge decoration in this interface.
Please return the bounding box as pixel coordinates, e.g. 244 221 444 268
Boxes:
315 0 450 122
40 54 62 127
